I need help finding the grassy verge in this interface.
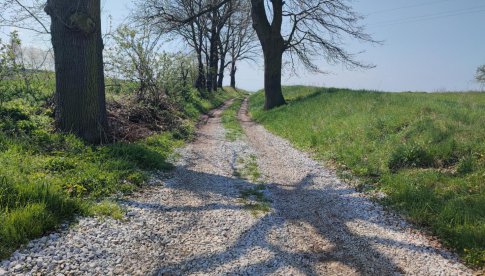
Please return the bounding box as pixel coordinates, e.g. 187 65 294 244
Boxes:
249 86 485 267
0 102 183 258
0 79 237 258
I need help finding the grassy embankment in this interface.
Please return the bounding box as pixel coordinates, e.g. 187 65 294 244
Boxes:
249 86 485 267
0 74 241 258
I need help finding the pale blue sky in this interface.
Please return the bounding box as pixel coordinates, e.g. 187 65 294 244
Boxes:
4 0 485 92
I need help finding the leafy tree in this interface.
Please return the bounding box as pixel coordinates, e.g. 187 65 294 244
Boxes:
250 0 378 110
105 25 163 102
105 25 197 103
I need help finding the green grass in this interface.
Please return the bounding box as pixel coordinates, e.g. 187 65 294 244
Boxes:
221 97 245 141
0 121 182 258
88 200 125 220
235 154 270 216
0 77 238 259
239 185 271 216
189 87 244 118
249 86 485 267
234 154 263 183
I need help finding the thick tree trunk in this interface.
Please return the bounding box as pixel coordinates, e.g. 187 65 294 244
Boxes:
207 14 219 92
250 0 286 110
45 0 107 144
263 47 286 110
230 61 237 89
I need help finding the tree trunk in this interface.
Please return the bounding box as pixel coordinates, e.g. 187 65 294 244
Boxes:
250 0 286 110
207 13 219 92
263 47 286 110
217 54 225 88
208 44 218 92
195 52 206 90
230 61 236 89
45 0 107 144
212 54 218 91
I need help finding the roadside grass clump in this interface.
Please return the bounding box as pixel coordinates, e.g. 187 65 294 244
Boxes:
87 200 125 220
235 154 270 216
235 155 262 183
249 86 485 267
221 97 245 141
240 185 271 216
0 125 183 258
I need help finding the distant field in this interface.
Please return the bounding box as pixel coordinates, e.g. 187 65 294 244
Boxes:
249 86 485 267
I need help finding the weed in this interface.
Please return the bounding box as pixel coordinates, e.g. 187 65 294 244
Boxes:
457 156 475 175
234 154 262 183
234 154 270 216
389 144 435 172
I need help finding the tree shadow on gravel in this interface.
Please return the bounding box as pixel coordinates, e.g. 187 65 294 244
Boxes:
119 166 458 275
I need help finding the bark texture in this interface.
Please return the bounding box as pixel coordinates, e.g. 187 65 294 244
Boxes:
45 0 107 143
250 0 286 110
230 62 236 89
263 45 285 110
217 53 225 88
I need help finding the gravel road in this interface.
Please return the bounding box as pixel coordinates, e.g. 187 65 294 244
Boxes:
0 98 474 275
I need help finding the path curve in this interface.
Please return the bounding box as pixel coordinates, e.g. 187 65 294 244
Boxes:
0 98 473 275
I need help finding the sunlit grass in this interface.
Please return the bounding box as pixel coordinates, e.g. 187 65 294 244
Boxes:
221 97 245 141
